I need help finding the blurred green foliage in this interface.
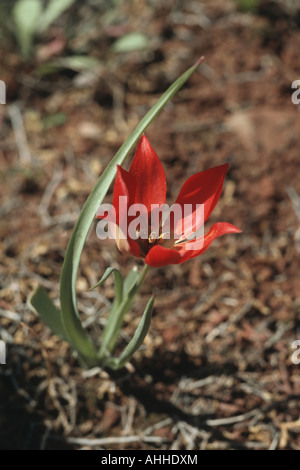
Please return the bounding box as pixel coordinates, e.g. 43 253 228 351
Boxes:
234 0 260 13
1 0 150 70
42 112 67 129
12 0 76 59
112 32 149 53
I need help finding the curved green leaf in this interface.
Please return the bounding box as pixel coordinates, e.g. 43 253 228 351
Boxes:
38 0 76 33
13 0 42 58
30 286 67 340
107 295 155 370
98 264 149 360
112 32 149 53
90 267 123 307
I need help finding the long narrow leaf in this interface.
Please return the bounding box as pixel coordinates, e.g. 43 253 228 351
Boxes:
30 286 67 340
38 0 76 33
107 295 155 370
90 267 124 306
13 0 42 58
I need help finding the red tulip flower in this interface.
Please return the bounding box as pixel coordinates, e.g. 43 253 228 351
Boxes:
98 135 241 268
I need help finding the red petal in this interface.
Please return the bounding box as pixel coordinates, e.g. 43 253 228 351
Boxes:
112 165 141 258
129 135 166 211
144 244 182 267
145 222 241 267
179 222 242 263
174 164 229 235
113 165 135 223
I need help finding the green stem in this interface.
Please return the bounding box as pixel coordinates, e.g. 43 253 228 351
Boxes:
98 265 150 361
135 264 150 291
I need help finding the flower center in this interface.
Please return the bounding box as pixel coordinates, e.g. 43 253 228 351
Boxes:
134 223 180 257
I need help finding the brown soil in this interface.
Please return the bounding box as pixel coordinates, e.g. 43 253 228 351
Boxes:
0 0 300 450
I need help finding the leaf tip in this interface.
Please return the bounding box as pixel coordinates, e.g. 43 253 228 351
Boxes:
195 56 205 67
